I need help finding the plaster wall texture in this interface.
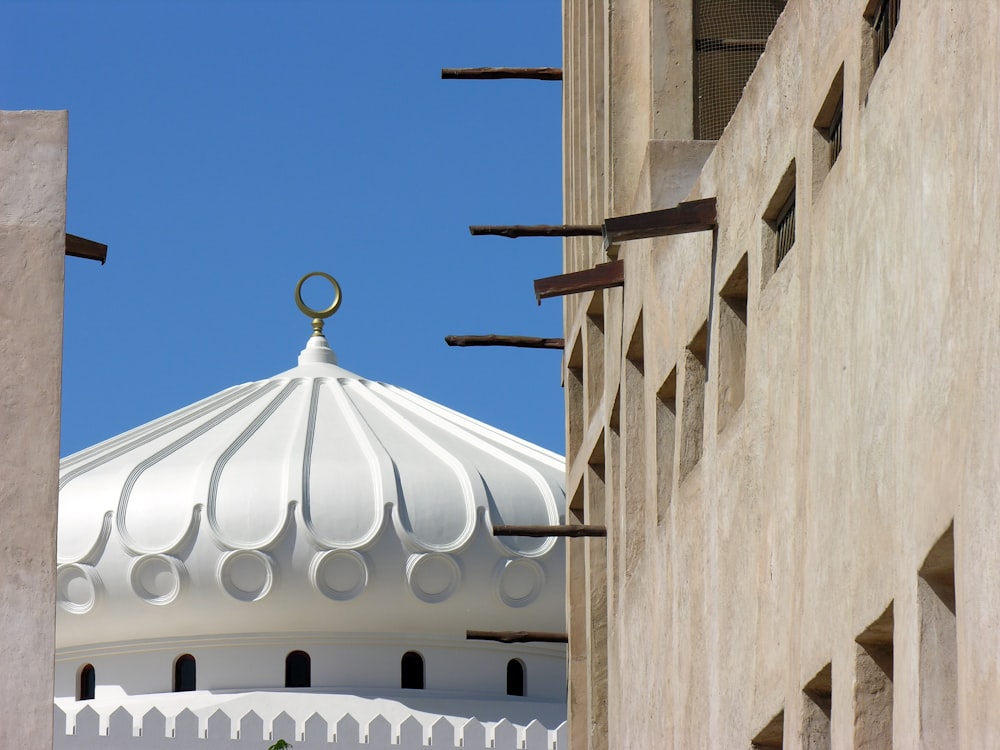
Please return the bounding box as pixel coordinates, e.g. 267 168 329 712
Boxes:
0 110 66 750
561 1 999 748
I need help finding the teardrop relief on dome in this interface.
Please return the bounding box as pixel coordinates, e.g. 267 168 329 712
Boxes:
118 382 283 553
373 382 562 556
300 379 387 548
345 380 476 550
209 382 305 548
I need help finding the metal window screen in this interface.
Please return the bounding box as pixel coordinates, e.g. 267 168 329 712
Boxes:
694 0 787 140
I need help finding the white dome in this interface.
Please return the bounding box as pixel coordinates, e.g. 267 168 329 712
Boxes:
56 332 566 652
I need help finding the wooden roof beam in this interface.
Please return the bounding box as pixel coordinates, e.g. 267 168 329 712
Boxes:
469 224 601 239
493 524 606 538
467 630 568 644
533 260 624 304
65 234 108 264
445 335 564 350
441 67 562 81
602 197 717 254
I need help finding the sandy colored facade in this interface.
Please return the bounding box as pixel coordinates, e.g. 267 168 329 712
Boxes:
0 110 67 749
560 1 999 748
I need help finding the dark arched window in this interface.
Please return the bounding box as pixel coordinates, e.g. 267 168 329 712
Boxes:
506 659 525 696
285 650 311 688
173 654 196 692
401 651 424 690
78 664 95 701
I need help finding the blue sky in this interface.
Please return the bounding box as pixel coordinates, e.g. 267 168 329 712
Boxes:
2 0 566 456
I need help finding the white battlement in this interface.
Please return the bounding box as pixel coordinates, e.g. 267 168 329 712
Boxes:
55 704 567 749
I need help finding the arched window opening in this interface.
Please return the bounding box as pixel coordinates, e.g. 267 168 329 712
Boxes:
506 659 525 697
401 651 424 690
77 664 96 701
173 654 196 692
285 650 311 688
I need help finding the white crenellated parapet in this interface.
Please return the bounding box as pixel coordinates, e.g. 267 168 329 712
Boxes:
54 705 568 749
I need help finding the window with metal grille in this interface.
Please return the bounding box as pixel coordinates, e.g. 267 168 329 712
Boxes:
762 161 796 285
813 67 844 195
774 194 796 267
872 0 901 71
827 102 843 166
694 0 787 139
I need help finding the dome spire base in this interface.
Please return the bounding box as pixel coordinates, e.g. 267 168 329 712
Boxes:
299 334 338 366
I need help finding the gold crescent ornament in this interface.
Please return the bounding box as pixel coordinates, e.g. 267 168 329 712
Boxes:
295 272 342 336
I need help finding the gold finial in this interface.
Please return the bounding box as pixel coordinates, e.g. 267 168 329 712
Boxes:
295 272 342 337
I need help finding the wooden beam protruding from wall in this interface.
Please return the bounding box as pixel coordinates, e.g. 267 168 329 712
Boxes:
445 335 564 349
467 630 569 644
602 197 717 252
441 67 562 81
493 524 606 538
469 224 601 239
65 234 108 264
533 260 624 304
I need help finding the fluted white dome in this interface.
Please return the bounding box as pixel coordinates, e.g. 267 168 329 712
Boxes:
55 330 566 656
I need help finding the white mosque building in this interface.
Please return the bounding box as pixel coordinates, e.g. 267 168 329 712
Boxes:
53 275 568 748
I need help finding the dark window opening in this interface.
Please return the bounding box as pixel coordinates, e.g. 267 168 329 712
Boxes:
173 654 196 693
285 650 311 688
507 659 526 697
872 0 901 71
78 664 95 701
401 651 424 690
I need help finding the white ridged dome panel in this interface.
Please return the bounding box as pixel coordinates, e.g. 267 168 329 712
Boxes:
56 331 566 649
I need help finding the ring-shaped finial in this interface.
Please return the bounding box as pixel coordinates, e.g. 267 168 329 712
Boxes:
295 272 343 319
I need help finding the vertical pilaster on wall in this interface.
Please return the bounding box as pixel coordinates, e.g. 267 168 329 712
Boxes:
566 495 589 749
650 0 696 140
584 439 608 750
0 110 67 750
854 604 894 750
622 316 646 580
917 525 956 748
607 0 652 217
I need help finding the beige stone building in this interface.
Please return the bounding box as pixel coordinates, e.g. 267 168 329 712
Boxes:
558 0 998 747
0 110 68 750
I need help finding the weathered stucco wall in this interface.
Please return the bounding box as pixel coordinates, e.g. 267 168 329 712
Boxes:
0 110 66 749
562 1 1000 747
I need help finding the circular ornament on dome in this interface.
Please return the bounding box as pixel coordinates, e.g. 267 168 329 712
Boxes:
494 558 545 608
129 554 184 605
218 550 275 602
57 564 100 614
406 553 461 603
310 550 370 601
